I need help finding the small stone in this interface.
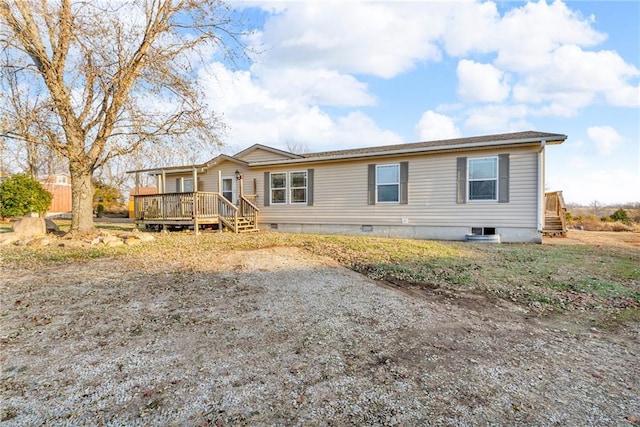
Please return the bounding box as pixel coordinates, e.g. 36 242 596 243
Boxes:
124 237 141 246
26 237 51 247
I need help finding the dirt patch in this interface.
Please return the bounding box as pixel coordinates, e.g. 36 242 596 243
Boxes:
1 247 639 425
544 229 640 249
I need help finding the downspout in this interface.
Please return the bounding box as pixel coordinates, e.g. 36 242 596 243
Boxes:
537 140 546 232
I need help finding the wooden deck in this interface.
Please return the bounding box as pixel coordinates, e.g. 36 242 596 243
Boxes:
543 191 567 237
133 192 259 233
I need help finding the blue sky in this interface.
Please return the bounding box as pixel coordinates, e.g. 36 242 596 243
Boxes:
199 0 640 205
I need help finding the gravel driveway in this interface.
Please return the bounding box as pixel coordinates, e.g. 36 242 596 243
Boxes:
1 247 638 425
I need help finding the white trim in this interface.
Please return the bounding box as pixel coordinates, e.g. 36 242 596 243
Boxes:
467 156 498 202
537 140 546 231
221 176 237 203
268 171 308 205
289 170 308 205
376 164 400 204
269 172 288 205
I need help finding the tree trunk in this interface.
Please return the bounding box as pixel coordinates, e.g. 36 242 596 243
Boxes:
69 165 95 235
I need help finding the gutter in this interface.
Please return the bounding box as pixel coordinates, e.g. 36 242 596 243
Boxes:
537 140 546 232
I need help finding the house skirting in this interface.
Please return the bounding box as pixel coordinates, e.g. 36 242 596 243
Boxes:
261 222 542 244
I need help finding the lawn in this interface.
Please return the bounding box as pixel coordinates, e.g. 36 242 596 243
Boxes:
3 224 639 320
2 225 639 424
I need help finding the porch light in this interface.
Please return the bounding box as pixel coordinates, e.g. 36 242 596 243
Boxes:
235 170 242 180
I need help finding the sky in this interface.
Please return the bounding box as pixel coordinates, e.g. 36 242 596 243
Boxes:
197 0 640 205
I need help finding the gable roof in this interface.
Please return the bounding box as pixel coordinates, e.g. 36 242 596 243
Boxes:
233 144 303 160
205 153 248 167
248 130 567 167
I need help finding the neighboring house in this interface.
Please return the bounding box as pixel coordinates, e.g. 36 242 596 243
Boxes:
128 130 567 243
40 174 72 215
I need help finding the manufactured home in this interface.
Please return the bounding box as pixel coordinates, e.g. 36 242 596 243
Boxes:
128 131 568 243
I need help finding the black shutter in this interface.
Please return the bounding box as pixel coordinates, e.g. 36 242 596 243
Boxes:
367 164 376 205
498 154 510 203
176 178 181 193
263 172 270 207
456 157 466 204
400 162 408 205
307 169 314 206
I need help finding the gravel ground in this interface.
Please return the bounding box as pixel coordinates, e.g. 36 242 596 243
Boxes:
1 246 639 426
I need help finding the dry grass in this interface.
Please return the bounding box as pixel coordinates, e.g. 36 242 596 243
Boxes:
2 226 639 318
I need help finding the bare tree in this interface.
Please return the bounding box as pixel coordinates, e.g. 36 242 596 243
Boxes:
0 0 242 234
286 140 310 155
0 58 61 178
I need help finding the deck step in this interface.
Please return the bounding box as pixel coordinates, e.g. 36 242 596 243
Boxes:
543 215 566 236
226 216 259 233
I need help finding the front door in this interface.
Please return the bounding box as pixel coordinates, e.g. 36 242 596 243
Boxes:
222 177 237 203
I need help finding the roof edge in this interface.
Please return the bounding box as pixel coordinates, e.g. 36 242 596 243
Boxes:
248 134 566 167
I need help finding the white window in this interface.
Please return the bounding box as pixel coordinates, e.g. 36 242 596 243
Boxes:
468 157 497 201
289 171 307 204
270 173 287 204
183 178 194 192
270 171 308 204
56 175 67 184
376 164 399 203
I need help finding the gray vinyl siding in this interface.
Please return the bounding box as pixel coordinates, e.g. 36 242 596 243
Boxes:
247 146 539 228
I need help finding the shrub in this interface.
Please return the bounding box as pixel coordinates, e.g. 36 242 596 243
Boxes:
609 208 631 225
0 174 53 218
94 180 123 211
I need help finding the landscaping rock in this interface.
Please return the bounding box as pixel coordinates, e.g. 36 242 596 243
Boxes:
12 217 46 238
59 240 90 249
123 236 141 246
102 234 124 247
0 232 19 246
26 237 51 247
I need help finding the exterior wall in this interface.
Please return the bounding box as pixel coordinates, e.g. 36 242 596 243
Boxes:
40 175 72 214
246 145 542 243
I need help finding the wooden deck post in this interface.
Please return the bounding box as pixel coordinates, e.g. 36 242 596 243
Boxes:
193 167 199 235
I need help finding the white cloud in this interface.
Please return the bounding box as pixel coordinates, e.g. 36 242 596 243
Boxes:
254 66 376 107
587 126 623 155
512 45 640 112
415 111 461 141
464 104 532 134
199 62 401 151
255 2 443 78
456 60 510 103
490 1 606 72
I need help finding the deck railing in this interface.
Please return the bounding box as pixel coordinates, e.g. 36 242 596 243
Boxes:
134 192 220 220
217 195 239 231
134 191 260 233
239 195 259 226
